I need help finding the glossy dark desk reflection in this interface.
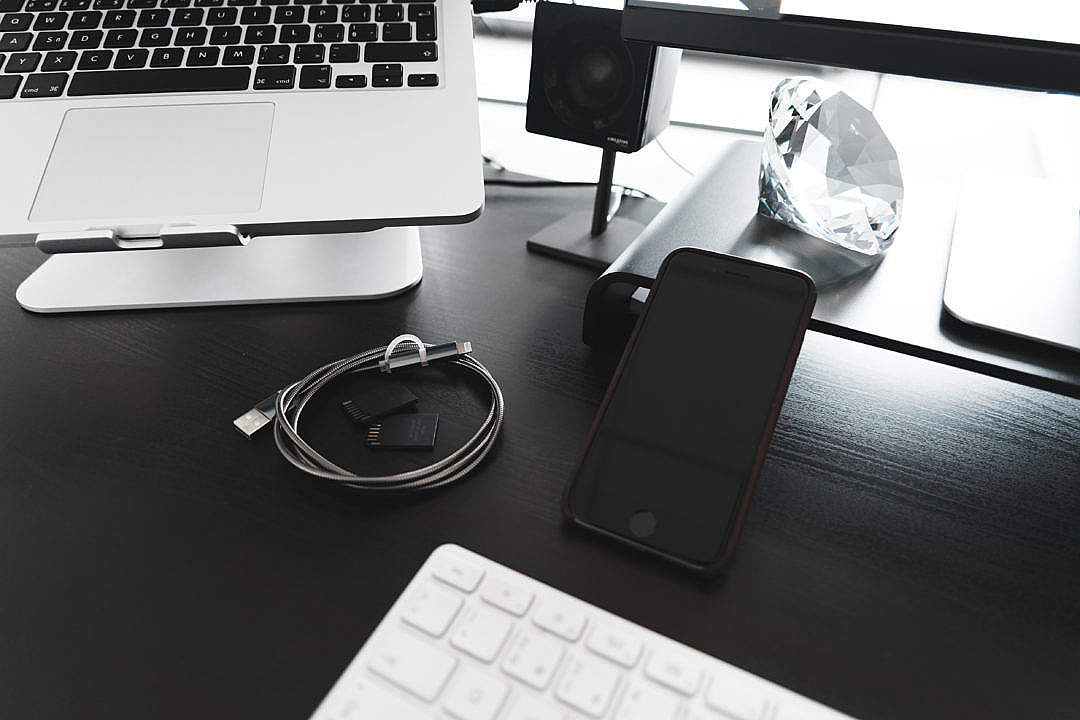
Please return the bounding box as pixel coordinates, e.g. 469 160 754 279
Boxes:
0 182 1077 720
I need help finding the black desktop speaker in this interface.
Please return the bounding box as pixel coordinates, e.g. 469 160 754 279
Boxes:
526 2 680 153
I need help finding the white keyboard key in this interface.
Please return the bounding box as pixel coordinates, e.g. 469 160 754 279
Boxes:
705 672 768 720
501 630 565 690
505 696 567 720
645 649 702 697
481 578 534 616
614 679 682 720
318 676 429 720
532 602 587 642
775 701 844 720
555 654 621 718
367 629 457 702
400 582 463 638
442 665 510 720
586 624 643 668
450 605 513 662
434 558 485 593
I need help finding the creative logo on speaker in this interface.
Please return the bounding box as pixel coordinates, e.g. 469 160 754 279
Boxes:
606 136 629 147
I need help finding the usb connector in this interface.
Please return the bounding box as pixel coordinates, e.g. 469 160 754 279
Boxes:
379 341 473 373
233 394 278 439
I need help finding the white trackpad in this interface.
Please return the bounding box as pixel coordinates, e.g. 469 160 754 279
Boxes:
31 103 275 222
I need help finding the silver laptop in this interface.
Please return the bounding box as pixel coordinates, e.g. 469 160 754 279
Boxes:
0 0 483 247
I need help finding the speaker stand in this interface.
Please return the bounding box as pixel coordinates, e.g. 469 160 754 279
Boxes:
527 148 645 271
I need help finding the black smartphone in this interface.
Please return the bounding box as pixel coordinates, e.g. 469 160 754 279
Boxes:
563 249 816 576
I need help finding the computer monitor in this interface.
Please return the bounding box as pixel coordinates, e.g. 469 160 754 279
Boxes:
621 1 1080 353
622 1 1080 94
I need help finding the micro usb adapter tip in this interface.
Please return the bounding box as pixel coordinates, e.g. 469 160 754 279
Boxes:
233 394 278 439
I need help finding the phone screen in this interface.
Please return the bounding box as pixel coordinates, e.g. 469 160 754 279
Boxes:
567 251 813 568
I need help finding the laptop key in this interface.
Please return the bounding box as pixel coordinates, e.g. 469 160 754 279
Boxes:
77 48 111 67
307 4 334 21
238 5 266 22
0 13 32 31
293 42 321 62
93 0 124 7
297 61 327 88
313 23 342 42
333 72 363 87
136 8 168 25
186 45 218 65
406 72 436 87
32 31 67 50
112 47 146 66
69 29 103 47
19 70 67 96
364 41 434 63
278 24 308 42
149 45 181 64
406 3 431 20
171 7 203 24
220 43 252 63
415 15 434 40
371 72 401 87
103 28 137 46
0 73 18 96
208 24 239 43
137 26 170 44
380 22 409 41
44 49 76 69
69 10 102 27
33 12 67 30
327 41 356 62
256 42 285 62
252 63 292 88
67 65 250 94
272 4 301 22
205 6 234 22
4 50 40 71
126 0 155 7
1 31 32 50
372 2 398 20
340 4 366 21
0 0 24 10
346 21 374 41
103 9 135 26
175 26 206 44
243 23 273 42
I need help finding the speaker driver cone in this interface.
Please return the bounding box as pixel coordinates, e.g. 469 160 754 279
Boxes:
543 23 636 132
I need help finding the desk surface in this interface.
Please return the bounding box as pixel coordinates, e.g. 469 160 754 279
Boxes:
1 184 1078 720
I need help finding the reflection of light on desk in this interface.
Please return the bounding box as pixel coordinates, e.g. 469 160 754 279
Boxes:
780 0 1080 45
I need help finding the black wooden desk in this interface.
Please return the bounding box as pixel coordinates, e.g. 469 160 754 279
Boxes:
1 184 1078 720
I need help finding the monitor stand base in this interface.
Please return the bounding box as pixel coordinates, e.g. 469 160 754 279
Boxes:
16 227 423 313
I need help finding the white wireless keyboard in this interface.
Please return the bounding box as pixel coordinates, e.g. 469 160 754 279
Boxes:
309 544 855 720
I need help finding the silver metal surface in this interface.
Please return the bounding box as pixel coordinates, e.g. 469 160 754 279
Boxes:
16 227 423 313
944 173 1080 353
0 0 482 247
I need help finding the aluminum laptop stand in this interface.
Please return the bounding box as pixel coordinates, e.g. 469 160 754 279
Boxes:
16 228 422 313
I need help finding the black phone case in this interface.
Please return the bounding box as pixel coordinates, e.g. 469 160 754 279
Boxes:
562 248 817 577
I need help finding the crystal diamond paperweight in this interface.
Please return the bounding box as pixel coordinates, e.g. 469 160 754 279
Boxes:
759 77 903 256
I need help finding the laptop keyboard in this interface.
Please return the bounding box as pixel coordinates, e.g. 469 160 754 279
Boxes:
0 0 440 99
310 544 856 720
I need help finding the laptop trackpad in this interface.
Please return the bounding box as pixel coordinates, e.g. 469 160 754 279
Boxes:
31 103 275 222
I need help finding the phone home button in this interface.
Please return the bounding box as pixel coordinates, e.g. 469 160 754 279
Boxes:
629 510 657 538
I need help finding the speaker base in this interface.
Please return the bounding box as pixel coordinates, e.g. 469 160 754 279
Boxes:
527 211 645 270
